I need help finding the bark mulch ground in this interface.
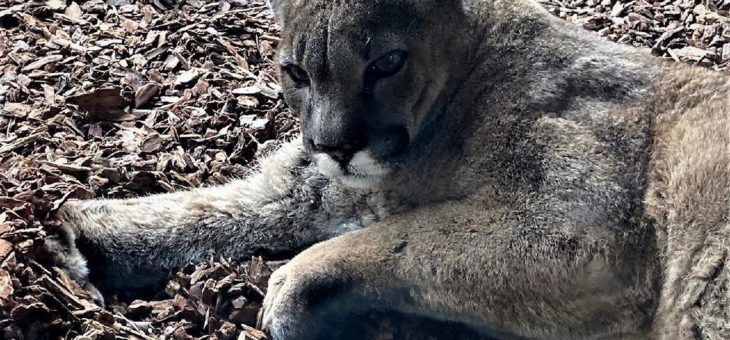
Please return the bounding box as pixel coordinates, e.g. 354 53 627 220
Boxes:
0 0 728 339
540 0 730 71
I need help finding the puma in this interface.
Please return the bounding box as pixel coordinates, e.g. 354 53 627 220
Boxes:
49 0 730 338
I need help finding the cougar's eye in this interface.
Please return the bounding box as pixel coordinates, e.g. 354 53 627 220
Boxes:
368 50 408 77
283 64 310 87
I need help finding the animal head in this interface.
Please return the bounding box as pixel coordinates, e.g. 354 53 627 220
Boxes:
268 0 472 189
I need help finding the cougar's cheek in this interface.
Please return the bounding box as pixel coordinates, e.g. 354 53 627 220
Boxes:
389 126 410 155
370 126 410 159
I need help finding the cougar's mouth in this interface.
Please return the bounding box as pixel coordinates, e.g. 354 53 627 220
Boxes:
313 151 391 189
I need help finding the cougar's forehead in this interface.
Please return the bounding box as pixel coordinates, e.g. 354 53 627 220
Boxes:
277 1 431 82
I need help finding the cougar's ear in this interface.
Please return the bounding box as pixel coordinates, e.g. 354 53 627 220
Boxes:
267 0 291 28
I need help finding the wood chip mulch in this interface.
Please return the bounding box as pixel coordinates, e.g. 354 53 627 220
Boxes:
0 0 727 339
1 0 293 338
540 0 730 71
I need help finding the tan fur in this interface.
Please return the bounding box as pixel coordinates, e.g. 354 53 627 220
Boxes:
50 0 729 339
646 68 730 339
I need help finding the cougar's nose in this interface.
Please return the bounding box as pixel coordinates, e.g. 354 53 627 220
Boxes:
312 142 356 164
306 132 366 165
305 97 368 164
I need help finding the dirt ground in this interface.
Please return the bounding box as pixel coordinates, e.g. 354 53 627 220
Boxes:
0 0 728 339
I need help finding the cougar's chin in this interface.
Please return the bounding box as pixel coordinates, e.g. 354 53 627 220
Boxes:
313 151 391 189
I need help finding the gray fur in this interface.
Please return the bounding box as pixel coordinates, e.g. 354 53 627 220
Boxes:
52 0 729 339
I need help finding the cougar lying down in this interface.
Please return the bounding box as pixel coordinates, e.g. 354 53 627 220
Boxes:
49 0 729 338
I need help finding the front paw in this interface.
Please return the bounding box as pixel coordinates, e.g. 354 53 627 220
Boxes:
261 262 326 340
262 258 367 340
44 202 104 306
45 202 87 279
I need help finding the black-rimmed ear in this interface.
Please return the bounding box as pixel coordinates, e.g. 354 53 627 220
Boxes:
267 0 291 29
